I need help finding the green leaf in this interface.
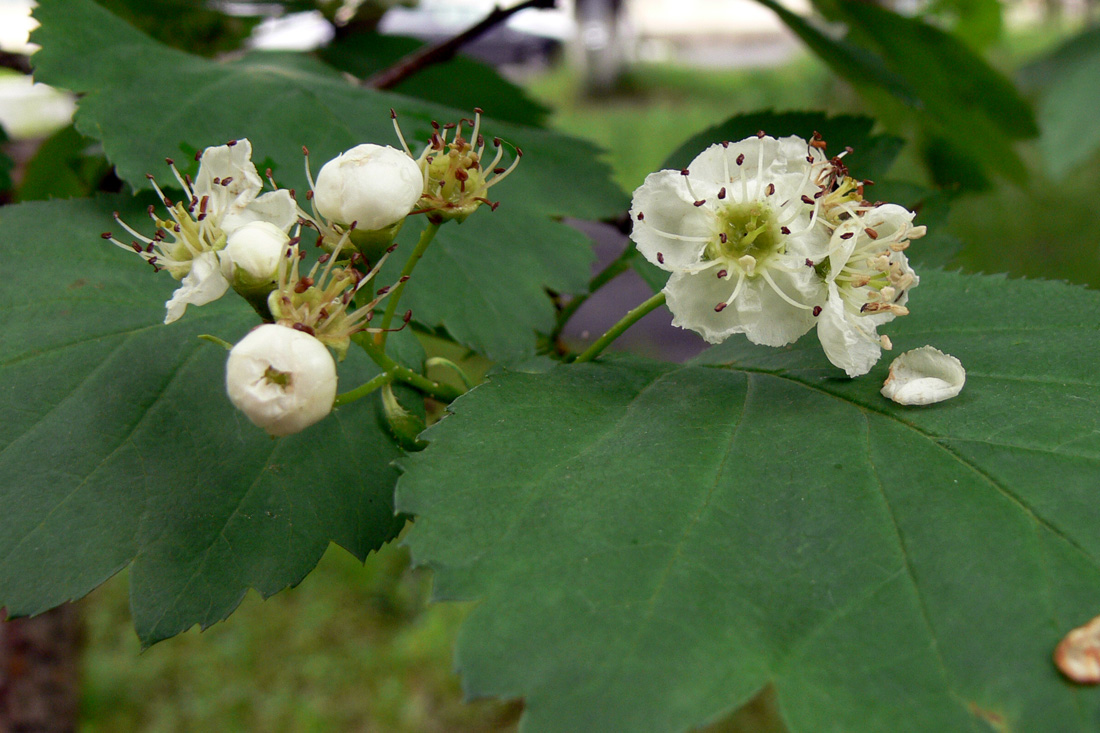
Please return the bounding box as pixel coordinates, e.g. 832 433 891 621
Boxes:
29 0 623 221
1024 26 1100 178
662 111 904 183
839 1 1036 181
318 33 551 128
0 196 406 645
0 124 12 194
752 0 919 107
397 270 1100 731
16 124 111 202
382 207 594 362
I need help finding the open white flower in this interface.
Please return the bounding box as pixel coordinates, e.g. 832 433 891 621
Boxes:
881 346 965 405
104 139 297 323
225 323 337 436
628 134 831 346
312 143 423 231
816 203 923 377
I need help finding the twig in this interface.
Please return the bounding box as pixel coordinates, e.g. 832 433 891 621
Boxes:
366 0 556 89
0 51 32 75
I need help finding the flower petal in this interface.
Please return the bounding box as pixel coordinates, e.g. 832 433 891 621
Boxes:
193 138 264 215
881 346 965 405
221 189 299 236
164 251 230 324
629 169 715 270
817 282 882 377
665 265 819 346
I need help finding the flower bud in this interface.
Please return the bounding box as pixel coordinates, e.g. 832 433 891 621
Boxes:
221 220 289 285
313 144 423 231
225 324 337 436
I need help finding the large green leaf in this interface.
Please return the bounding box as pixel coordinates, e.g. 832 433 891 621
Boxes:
29 0 621 359
397 270 1100 731
0 196 406 645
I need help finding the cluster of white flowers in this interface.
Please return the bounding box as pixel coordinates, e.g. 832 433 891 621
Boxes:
629 132 926 378
105 110 521 435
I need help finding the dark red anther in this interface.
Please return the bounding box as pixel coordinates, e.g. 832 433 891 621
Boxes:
443 122 456 130
265 168 273 178
490 201 500 211
813 306 822 316
221 176 233 186
493 167 506 174
145 173 154 180
474 107 483 114
403 310 412 323
101 232 112 239
716 269 727 279
515 147 523 157
814 190 823 199
680 168 690 176
736 154 745 166
765 183 775 196
377 286 390 296
317 253 331 264
717 187 726 199
390 108 397 119
845 146 854 155
865 227 879 239
292 322 315 335
173 224 181 233
348 220 358 230
860 303 871 313
455 168 469 182
302 145 310 155
693 200 706 207
805 258 814 267
145 243 154 253
806 155 814 163
294 276 314 293
286 247 294 259
863 179 875 186
800 195 814 205
194 150 203 161
131 242 142 252
840 232 854 240
756 130 765 138
212 177 220 185
781 226 790 235
318 308 329 319
387 243 401 253
477 134 485 147
714 302 727 312
719 232 728 243
287 236 301 247
305 190 314 200
656 252 665 264
399 275 410 283
226 139 237 146
637 212 644 221
165 158 174 165
721 141 730 148
147 204 156 215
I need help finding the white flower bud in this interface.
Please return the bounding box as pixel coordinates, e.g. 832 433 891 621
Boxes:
221 220 289 284
881 346 965 405
313 144 423 231
225 324 337 436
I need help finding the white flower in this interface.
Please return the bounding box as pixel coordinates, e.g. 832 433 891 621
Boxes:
881 346 965 405
225 324 338 436
220 220 289 285
104 139 297 324
628 135 831 346
313 144 423 231
816 203 923 377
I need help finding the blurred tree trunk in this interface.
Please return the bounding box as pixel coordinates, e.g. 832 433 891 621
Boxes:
0 605 81 732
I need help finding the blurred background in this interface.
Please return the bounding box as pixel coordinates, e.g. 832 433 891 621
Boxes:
1 0 1098 729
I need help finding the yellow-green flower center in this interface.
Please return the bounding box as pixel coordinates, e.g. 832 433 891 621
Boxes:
704 202 783 266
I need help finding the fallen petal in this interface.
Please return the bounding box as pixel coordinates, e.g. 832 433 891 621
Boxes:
880 346 965 405
1055 614 1100 684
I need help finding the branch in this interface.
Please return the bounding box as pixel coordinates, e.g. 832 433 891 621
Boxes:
366 0 556 90
0 51 32 75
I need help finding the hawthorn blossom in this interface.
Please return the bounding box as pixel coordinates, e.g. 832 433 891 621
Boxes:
225 324 337 436
104 139 296 323
817 203 923 376
628 134 832 346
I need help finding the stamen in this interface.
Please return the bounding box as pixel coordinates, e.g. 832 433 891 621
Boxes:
761 269 812 309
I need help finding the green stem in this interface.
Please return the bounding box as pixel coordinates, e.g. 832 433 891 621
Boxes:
355 334 464 403
551 245 638 341
379 221 441 346
573 291 667 364
333 371 393 407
